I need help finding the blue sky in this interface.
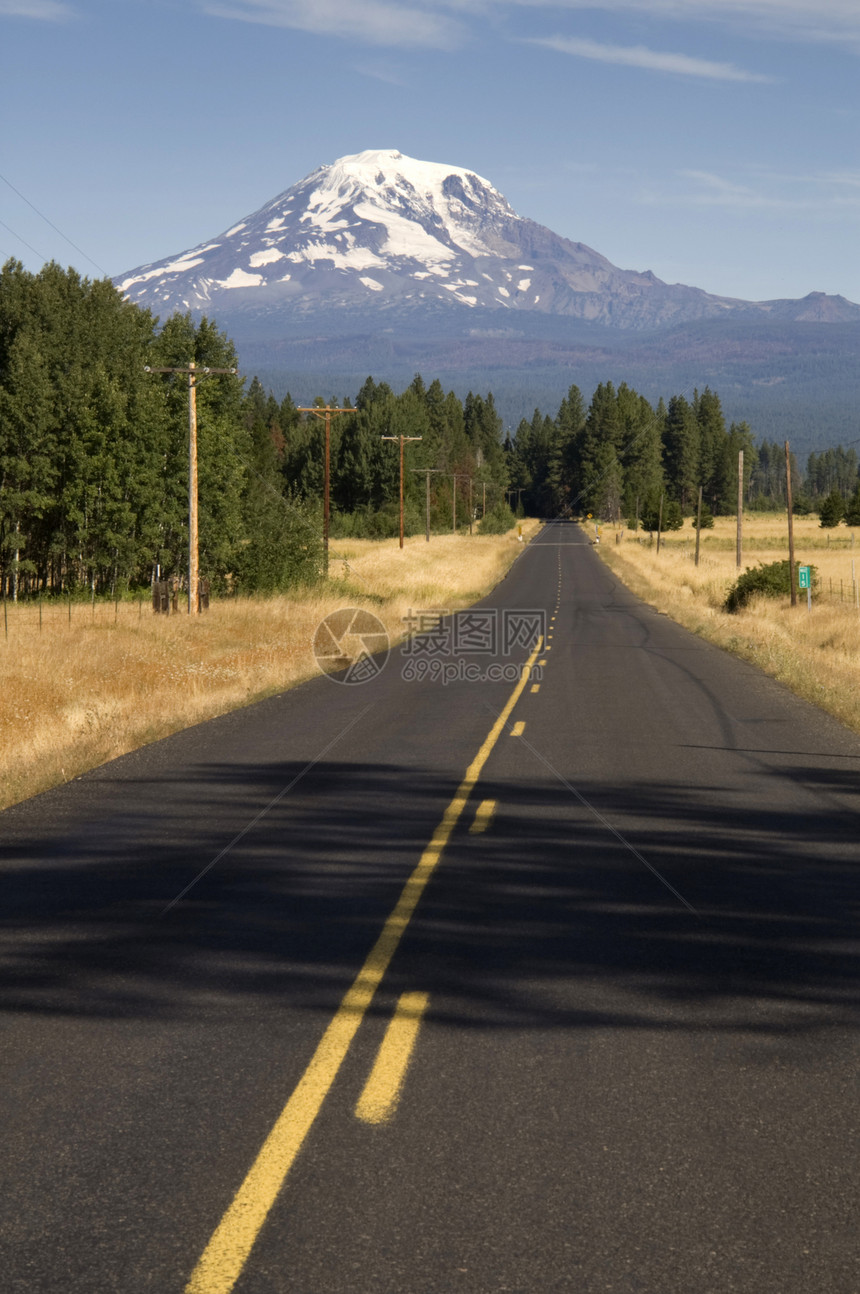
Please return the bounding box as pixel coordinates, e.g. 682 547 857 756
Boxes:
2 0 859 303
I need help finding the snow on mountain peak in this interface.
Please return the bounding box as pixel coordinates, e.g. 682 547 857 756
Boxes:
116 149 528 313
117 148 856 330
287 148 515 262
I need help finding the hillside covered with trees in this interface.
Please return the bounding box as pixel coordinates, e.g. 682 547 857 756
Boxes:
2 261 858 600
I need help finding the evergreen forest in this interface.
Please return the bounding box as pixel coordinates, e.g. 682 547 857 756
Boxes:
2 261 858 600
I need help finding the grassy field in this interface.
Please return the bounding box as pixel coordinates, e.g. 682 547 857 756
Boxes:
0 521 541 811
594 512 860 734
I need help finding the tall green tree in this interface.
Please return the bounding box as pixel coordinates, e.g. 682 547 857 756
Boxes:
663 394 699 513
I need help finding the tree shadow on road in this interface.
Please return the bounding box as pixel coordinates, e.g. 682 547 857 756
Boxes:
1 744 858 1040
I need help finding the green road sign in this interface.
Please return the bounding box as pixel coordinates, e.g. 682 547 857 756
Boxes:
798 565 811 589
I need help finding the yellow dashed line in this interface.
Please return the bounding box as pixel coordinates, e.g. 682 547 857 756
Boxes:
355 992 430 1125
183 636 543 1294
469 799 497 834
511 721 526 736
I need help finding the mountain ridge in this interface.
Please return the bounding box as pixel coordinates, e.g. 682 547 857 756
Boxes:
114 149 860 450
116 148 860 331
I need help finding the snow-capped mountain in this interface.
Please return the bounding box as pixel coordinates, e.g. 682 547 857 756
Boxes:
115 149 860 332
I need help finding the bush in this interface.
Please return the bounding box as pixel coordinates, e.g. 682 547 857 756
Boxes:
725 560 813 613
479 499 517 534
640 498 684 532
331 502 423 539
232 493 324 592
691 503 715 529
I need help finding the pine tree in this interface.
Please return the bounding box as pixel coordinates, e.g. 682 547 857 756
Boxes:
616 384 662 527
844 483 860 527
579 382 621 517
695 387 727 511
662 394 699 513
819 488 845 528
555 384 586 504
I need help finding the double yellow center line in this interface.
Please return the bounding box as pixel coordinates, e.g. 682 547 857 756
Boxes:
185 635 543 1294
355 991 431 1125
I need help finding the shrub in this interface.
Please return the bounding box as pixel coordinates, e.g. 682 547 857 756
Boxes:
331 502 423 539
725 560 813 613
479 499 517 534
692 503 715 529
640 498 684 532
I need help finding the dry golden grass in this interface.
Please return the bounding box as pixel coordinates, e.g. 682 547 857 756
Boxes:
596 513 860 733
0 521 541 810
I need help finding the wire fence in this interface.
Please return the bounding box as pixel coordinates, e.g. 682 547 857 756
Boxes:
816 573 860 611
1 592 158 641
0 579 218 640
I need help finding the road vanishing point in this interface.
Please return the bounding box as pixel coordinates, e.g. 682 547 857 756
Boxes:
1 523 858 1293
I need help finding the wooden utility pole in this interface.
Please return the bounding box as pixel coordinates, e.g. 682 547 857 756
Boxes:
381 434 422 548
145 361 238 613
452 474 472 534
695 485 703 567
786 440 797 606
188 363 199 614
475 479 494 524
737 449 744 569
656 492 664 552
412 468 443 541
298 405 353 571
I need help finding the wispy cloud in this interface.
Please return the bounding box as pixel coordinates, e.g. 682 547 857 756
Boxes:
354 61 411 85
640 167 860 213
822 169 860 188
198 0 860 54
526 34 773 81
200 0 463 49
509 0 860 49
0 0 74 18
677 170 774 206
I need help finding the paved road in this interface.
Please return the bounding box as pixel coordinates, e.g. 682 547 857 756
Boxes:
1 523 859 1293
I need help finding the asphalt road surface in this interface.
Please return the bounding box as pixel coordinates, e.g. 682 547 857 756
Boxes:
1 522 858 1294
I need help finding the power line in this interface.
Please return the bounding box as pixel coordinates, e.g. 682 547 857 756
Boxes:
0 216 48 263
0 170 106 275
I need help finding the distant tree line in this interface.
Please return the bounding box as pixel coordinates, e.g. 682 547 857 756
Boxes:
0 261 510 599
3 260 858 600
505 383 757 530
247 372 510 541
0 259 328 599
504 387 860 528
